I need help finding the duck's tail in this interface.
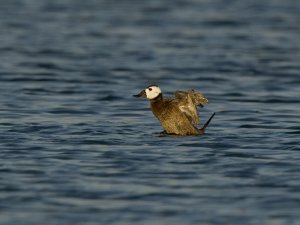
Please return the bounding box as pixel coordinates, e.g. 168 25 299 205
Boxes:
199 112 216 134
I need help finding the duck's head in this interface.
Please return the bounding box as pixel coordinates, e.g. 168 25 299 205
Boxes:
133 84 162 100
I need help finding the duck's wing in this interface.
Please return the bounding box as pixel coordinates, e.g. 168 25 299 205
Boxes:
176 90 208 106
174 90 208 125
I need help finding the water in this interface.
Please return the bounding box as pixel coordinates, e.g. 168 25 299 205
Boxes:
1 0 300 225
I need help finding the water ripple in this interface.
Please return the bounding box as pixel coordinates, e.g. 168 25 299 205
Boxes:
1 1 300 225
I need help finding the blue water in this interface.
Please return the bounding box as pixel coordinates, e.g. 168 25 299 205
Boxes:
1 1 300 225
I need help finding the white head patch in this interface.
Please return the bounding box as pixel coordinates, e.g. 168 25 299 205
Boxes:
145 86 162 100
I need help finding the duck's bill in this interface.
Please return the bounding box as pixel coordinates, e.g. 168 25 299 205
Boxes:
133 90 146 98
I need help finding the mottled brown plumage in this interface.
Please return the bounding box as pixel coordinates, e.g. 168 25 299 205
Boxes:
134 85 214 135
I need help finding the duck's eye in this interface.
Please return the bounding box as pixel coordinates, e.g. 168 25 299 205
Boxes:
149 88 152 91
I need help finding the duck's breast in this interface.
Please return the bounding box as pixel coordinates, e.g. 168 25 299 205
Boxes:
152 101 199 135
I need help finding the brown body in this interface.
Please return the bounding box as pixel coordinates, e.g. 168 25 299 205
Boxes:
150 94 199 135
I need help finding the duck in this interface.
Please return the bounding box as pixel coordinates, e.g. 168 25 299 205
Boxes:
134 84 215 135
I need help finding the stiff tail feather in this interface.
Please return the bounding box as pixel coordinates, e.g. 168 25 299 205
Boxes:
199 112 216 134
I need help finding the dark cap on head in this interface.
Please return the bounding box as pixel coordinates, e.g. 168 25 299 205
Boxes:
147 84 159 89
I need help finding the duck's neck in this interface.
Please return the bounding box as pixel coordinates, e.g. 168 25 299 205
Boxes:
150 93 164 119
150 93 163 103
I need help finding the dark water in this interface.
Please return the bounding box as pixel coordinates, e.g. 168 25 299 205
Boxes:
1 0 300 224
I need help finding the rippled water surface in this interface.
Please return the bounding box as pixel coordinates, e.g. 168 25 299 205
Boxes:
1 1 300 225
